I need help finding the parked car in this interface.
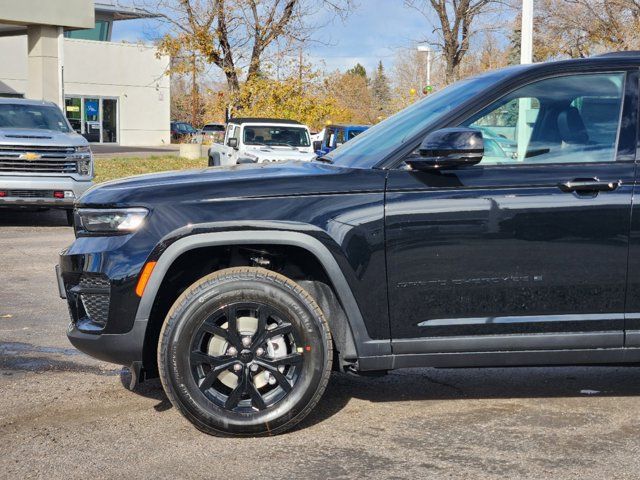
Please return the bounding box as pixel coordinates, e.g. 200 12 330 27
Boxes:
207 118 316 166
59 52 640 436
0 98 93 225
170 121 197 143
313 124 369 155
200 123 226 144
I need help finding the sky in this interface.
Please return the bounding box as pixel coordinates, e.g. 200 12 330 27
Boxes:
110 0 430 76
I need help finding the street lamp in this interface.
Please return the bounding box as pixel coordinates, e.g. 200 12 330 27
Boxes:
417 44 432 95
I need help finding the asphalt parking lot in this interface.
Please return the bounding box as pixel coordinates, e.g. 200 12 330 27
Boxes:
3 209 640 479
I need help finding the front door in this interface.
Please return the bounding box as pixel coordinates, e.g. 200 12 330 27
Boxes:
385 70 637 352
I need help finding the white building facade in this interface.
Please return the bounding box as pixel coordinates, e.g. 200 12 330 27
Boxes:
0 1 171 146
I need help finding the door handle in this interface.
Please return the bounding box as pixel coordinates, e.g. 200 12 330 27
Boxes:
558 178 620 194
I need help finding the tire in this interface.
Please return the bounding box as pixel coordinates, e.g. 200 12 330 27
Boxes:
158 267 333 436
65 209 74 227
208 152 221 167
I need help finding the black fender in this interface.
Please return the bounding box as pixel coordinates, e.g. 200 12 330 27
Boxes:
208 151 221 166
135 230 391 358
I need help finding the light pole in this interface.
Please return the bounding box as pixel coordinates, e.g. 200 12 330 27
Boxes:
517 0 534 161
521 0 533 64
417 44 432 95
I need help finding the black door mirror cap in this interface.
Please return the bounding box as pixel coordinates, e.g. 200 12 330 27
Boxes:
227 138 239 149
407 127 484 171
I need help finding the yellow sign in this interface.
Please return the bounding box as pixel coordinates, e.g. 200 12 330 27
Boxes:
66 106 80 112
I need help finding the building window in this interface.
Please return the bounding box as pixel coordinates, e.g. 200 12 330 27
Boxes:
64 20 111 41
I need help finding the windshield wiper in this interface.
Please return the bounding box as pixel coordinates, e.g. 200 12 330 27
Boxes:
315 155 333 164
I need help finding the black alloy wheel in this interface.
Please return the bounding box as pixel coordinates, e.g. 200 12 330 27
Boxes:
158 267 333 436
189 302 304 412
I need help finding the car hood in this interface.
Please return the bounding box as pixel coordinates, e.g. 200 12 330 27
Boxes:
245 147 315 161
78 160 384 207
0 128 88 147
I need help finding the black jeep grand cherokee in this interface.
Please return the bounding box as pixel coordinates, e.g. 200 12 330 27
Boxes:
58 54 640 436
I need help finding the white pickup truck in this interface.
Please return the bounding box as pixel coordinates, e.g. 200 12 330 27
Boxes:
207 118 317 166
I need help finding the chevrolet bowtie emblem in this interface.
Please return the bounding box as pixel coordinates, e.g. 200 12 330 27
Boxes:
19 152 42 161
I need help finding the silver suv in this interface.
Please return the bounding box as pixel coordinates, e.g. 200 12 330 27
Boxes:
0 98 93 225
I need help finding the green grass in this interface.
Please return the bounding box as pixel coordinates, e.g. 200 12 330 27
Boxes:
94 156 208 183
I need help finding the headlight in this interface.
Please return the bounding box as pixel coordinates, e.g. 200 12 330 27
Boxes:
77 158 92 176
78 208 149 233
75 145 92 154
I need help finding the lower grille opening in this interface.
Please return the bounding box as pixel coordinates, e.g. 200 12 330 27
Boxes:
66 274 111 333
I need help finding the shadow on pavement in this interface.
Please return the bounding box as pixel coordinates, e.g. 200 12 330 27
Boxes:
120 363 640 432
0 208 69 227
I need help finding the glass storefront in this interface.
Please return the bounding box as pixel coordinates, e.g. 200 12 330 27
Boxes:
64 96 118 143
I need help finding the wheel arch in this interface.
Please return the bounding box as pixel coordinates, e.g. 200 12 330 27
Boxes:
136 230 390 374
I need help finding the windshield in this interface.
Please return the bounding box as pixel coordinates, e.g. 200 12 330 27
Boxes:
203 124 225 132
0 103 70 133
244 125 310 147
327 67 520 168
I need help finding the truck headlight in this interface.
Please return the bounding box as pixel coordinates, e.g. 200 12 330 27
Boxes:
78 208 149 233
77 158 92 176
75 145 92 154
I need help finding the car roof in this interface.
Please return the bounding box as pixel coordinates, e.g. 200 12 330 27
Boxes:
328 124 370 129
0 97 57 107
486 53 640 83
229 117 302 125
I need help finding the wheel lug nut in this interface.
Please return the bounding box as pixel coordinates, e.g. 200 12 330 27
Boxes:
233 363 243 372
256 347 264 356
250 363 259 372
227 347 237 356
242 336 252 347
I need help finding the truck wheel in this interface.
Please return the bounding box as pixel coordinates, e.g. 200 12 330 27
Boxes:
208 152 221 167
158 267 333 436
65 210 74 227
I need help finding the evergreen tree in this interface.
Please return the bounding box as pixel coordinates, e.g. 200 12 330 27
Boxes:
346 63 368 79
371 61 391 115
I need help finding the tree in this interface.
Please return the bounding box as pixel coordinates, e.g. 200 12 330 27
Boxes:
371 61 391 116
404 0 504 82
140 0 353 92
226 63 348 130
534 0 640 59
324 71 374 123
346 63 368 79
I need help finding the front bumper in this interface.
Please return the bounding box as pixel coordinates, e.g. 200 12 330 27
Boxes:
57 261 147 366
0 175 92 207
57 231 157 367
66 318 147 366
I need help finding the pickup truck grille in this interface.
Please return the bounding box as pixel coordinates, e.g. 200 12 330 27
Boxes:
0 145 77 174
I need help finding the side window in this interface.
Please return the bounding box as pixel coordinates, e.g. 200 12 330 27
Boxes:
463 72 625 165
336 129 346 145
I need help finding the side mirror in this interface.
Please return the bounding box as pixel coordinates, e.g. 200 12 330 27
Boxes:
313 140 322 151
227 137 238 149
406 127 483 171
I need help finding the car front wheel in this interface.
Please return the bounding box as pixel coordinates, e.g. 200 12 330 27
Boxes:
158 267 333 436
